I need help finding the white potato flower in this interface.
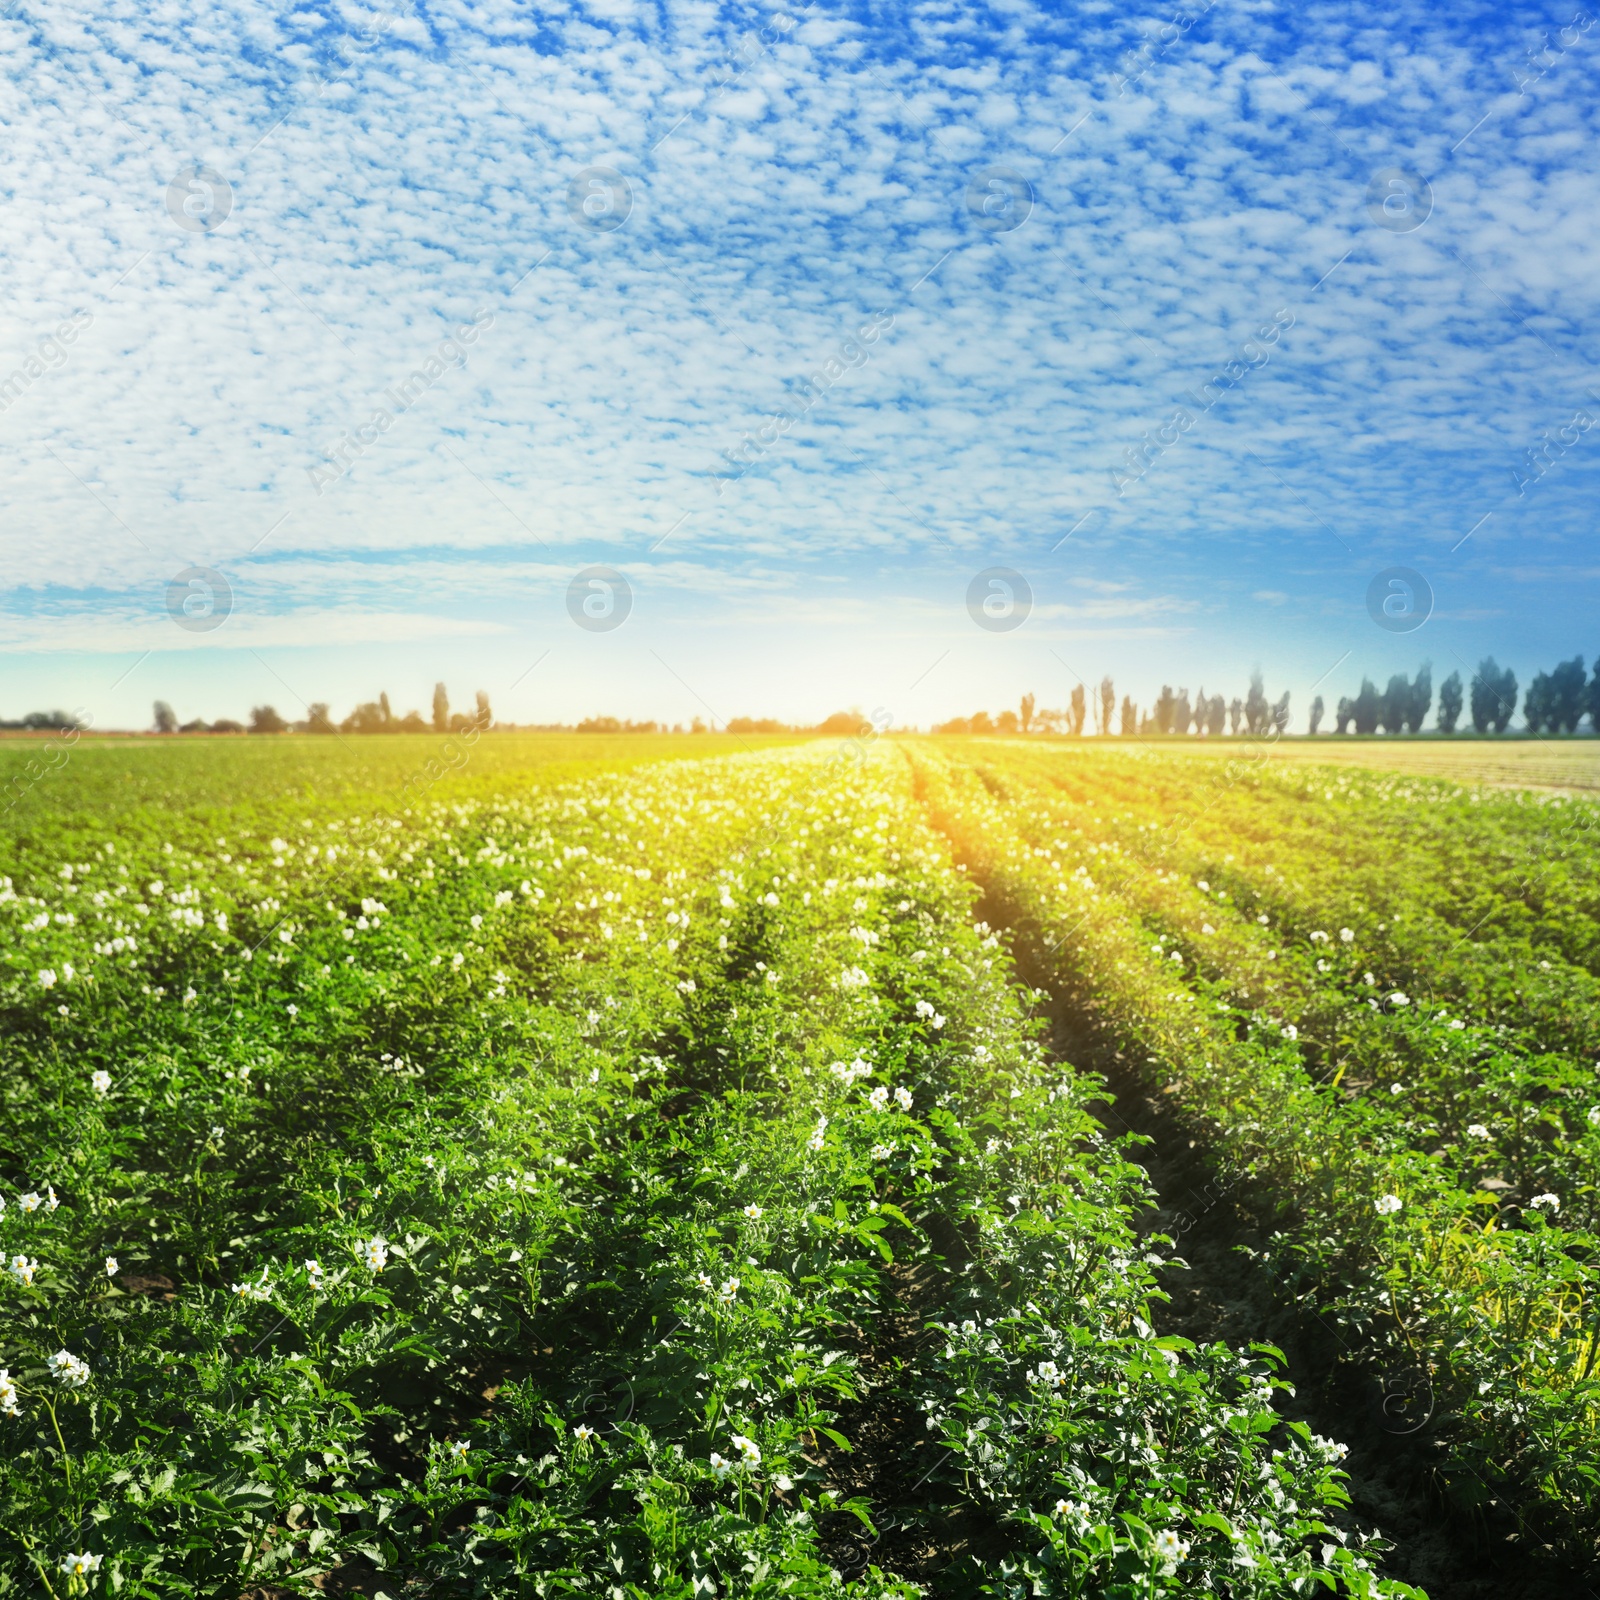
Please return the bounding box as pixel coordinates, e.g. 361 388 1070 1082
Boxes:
47 1350 90 1387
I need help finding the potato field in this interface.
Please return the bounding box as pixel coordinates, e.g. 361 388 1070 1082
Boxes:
2 733 1595 1599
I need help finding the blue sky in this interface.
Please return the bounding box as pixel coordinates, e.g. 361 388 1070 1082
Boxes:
1 0 1597 730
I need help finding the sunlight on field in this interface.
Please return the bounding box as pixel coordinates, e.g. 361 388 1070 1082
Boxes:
3 733 1596 1594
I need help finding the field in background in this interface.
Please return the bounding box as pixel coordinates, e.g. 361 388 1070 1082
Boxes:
0 731 801 838
4 728 1594 827
992 733 1600 794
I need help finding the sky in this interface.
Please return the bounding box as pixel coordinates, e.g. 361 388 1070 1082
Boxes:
1 0 1598 731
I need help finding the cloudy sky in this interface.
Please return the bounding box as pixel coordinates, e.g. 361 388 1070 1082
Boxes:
1 0 1597 730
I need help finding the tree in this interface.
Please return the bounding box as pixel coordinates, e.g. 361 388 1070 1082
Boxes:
1549 655 1586 732
1204 694 1226 736
1335 696 1353 734
1525 672 1553 734
342 698 388 733
1494 665 1518 733
1227 697 1242 735
432 682 450 733
1524 662 1586 735
1308 695 1324 735
1098 677 1115 736
1470 657 1517 733
1380 674 1409 735
304 702 336 734
1120 695 1137 735
1173 689 1193 736
1590 661 1600 732
1154 686 1176 734
996 709 1019 734
1437 671 1463 734
1244 671 1269 735
249 705 287 734
1407 662 1432 734
1019 692 1036 734
475 690 492 729
1352 678 1381 735
1068 684 1086 736
1271 690 1291 735
152 701 177 734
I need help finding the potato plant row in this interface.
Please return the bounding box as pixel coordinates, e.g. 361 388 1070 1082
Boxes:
0 749 1411 1599
908 744 1600 1568
965 746 1600 1205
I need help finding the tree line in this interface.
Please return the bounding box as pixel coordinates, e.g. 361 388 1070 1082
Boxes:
81 652 1600 740
935 672 1292 737
152 685 493 736
1310 656 1599 736
145 699 875 738
0 710 80 731
935 655 1600 739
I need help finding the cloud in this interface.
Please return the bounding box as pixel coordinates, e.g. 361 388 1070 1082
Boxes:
0 0 1594 715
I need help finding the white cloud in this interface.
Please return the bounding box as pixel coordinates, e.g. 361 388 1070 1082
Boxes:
0 0 1591 718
